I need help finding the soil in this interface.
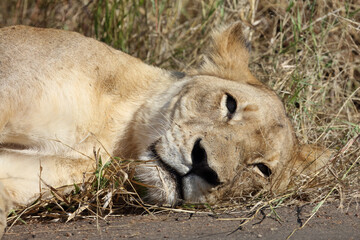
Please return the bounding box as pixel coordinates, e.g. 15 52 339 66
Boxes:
2 203 359 240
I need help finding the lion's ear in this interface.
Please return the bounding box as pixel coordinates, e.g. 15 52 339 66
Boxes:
293 144 333 176
272 144 333 193
198 22 261 85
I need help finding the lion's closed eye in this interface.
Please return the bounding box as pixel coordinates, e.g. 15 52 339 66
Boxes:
221 93 237 120
253 163 272 178
225 93 237 118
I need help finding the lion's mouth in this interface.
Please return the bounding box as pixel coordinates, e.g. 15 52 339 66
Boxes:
147 139 223 203
148 142 185 201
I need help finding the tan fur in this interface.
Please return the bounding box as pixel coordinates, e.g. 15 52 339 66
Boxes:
0 23 331 236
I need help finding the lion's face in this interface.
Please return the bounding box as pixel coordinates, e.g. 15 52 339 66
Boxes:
135 76 298 205
129 23 331 206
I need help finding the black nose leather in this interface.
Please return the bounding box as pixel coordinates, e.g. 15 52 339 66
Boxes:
191 139 207 164
189 139 221 186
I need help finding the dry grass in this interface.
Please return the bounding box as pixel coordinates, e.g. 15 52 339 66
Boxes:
1 0 359 229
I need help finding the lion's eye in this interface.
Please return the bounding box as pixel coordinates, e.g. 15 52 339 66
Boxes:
255 163 272 177
225 93 237 117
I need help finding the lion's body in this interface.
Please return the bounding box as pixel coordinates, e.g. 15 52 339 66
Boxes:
0 26 167 204
0 25 330 235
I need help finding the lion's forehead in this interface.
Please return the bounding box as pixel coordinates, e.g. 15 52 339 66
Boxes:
171 77 286 121
168 86 289 137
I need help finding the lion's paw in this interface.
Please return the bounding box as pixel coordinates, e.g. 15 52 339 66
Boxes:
0 183 10 238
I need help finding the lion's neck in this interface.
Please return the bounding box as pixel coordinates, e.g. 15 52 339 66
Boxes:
112 71 190 159
101 54 179 158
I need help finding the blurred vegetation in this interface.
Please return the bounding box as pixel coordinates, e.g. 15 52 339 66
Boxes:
1 0 243 68
1 0 359 225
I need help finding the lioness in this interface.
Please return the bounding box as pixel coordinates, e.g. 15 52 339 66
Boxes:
0 23 330 235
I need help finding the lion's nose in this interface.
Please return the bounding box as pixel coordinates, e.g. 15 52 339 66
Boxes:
187 139 221 186
191 138 207 164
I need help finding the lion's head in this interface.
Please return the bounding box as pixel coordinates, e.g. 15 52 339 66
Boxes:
122 23 332 206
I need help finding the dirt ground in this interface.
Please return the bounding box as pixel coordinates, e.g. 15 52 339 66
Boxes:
2 202 359 240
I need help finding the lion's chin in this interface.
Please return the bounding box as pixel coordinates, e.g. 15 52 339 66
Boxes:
136 151 214 206
136 148 181 206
